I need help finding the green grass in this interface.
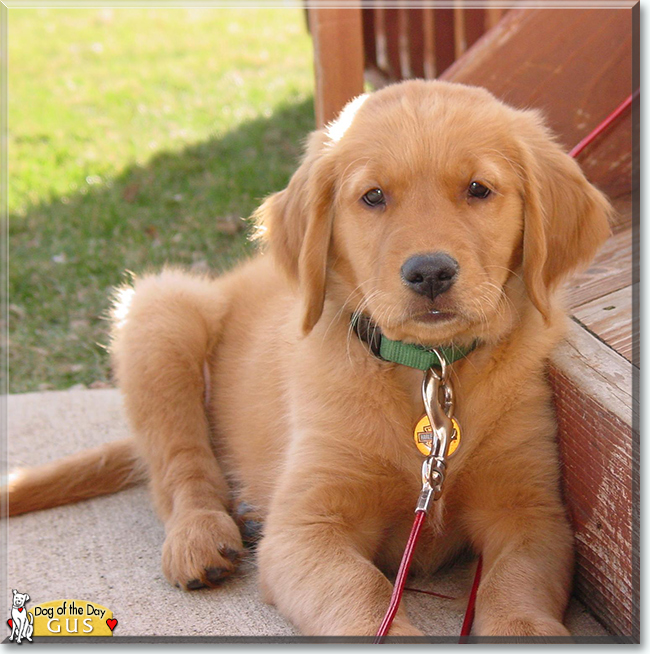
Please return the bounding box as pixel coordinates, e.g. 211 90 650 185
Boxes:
8 7 315 393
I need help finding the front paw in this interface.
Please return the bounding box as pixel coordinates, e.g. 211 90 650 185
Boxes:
478 615 570 639
162 509 244 590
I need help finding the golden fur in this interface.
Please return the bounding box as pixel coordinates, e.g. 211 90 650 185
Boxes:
5 80 612 637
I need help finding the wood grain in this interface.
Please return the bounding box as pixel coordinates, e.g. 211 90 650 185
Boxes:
485 5 505 30
362 7 378 71
384 7 402 80
406 7 426 79
550 365 637 638
434 8 456 75
573 285 636 364
310 7 365 129
552 320 635 425
441 7 634 202
566 228 634 310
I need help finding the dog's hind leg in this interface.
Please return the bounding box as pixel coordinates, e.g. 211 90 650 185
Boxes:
111 269 243 590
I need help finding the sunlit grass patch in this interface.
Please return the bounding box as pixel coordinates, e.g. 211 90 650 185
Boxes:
9 7 315 392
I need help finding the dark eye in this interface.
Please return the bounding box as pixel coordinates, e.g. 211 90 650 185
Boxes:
468 181 491 199
362 188 386 207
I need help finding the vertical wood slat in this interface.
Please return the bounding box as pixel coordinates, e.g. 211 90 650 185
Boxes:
311 4 505 118
485 6 505 30
550 366 637 637
384 7 401 79
464 8 486 50
434 8 456 75
362 7 378 71
422 8 436 78
455 6 487 62
374 5 387 72
397 7 410 78
310 7 365 129
407 7 425 78
454 4 467 60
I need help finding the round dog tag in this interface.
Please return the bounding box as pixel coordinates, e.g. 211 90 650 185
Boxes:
413 415 461 457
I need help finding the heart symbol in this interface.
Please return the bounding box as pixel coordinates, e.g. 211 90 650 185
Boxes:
7 619 13 629
106 618 117 631
18 608 23 613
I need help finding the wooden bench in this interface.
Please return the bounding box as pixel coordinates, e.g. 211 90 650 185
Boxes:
308 4 638 638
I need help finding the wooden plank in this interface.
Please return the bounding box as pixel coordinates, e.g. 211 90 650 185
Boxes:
552 320 635 425
440 7 634 201
485 5 505 30
374 5 387 74
397 7 410 79
550 365 637 637
384 7 401 79
550 320 638 636
422 8 435 78
578 109 634 204
310 7 365 129
453 4 466 60
362 7 378 71
433 8 455 75
464 8 486 50
566 228 634 309
573 285 636 364
406 8 426 79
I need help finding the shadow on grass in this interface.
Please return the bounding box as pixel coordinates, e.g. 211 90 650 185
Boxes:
10 97 315 392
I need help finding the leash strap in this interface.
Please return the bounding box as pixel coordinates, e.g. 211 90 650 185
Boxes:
374 510 427 644
459 556 483 642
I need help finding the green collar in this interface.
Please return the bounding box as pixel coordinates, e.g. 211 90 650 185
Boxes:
351 314 477 371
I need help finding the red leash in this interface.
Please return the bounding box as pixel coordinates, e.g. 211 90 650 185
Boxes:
374 89 637 642
459 555 482 640
569 90 638 158
374 511 427 643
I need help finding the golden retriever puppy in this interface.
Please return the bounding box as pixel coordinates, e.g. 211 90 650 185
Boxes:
6 80 611 637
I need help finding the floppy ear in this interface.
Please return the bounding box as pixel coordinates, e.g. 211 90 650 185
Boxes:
254 131 336 335
518 112 613 321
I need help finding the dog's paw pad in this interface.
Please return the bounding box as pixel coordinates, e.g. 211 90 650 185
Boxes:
186 579 206 591
205 567 230 584
221 548 241 563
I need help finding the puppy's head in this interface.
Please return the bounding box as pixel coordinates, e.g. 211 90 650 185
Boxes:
255 80 611 345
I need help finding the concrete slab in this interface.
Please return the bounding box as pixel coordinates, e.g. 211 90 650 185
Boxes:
4 389 610 640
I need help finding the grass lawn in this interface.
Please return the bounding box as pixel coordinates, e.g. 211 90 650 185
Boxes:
9 7 315 393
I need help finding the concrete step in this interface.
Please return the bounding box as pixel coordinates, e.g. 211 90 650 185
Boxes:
5 388 610 640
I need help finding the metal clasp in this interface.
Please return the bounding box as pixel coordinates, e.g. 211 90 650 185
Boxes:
416 350 457 513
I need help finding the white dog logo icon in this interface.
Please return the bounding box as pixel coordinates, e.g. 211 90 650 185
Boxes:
9 589 33 644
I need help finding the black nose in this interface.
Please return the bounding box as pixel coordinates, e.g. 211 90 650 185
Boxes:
401 252 459 300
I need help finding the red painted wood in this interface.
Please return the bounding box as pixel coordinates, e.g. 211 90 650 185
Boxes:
407 8 426 79
434 8 456 75
464 8 486 50
362 7 378 71
384 8 401 80
550 367 637 638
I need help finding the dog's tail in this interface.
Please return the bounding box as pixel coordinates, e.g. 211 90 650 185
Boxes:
2 439 146 516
